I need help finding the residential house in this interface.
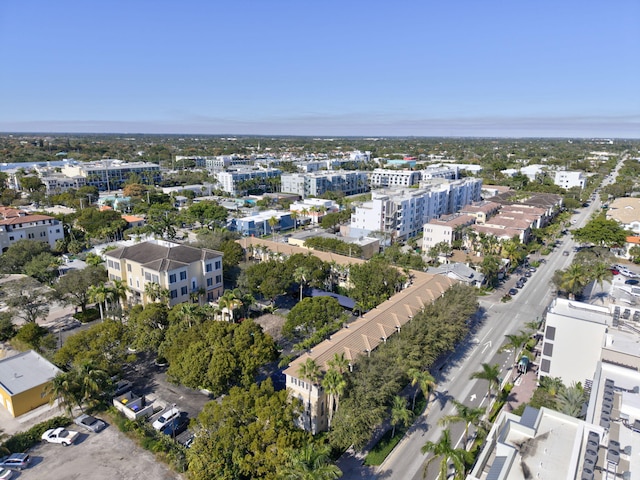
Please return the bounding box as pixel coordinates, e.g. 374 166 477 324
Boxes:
0 207 64 251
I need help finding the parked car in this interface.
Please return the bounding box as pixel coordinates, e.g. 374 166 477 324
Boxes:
0 467 13 479
0 453 30 470
520 277 528 283
563 251 569 256
75 414 106 432
515 282 524 289
625 279 639 285
161 412 189 437
611 269 620 275
508 288 518 296
152 406 181 431
41 427 80 446
113 379 133 397
524 271 532 277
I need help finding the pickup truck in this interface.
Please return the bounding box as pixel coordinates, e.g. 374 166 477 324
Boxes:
41 427 80 446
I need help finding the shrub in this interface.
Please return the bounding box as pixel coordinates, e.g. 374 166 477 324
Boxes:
73 308 100 323
2 415 72 453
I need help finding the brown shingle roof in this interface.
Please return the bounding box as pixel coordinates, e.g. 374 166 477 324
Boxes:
105 241 221 271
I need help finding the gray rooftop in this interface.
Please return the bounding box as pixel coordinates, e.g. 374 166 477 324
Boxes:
0 350 61 396
105 241 222 271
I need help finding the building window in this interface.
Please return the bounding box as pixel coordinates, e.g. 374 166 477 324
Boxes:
170 290 178 299
145 272 151 281
215 275 222 285
127 264 132 272
205 263 213 272
207 278 213 287
181 286 188 295
152 274 159 283
28 233 35 239
215 260 221 270
169 274 177 283
180 271 187 281
9 236 14 241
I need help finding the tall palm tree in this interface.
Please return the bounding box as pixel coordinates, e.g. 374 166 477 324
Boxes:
218 290 242 322
328 352 349 375
469 363 501 399
88 284 109 321
321 368 347 430
499 331 530 368
279 442 342 480
268 216 280 243
176 303 199 328
589 262 613 302
421 429 471 480
110 279 129 318
298 358 321 431
390 395 414 438
560 263 589 299
407 368 436 411
294 266 311 301
74 361 109 408
46 371 82 414
438 400 485 448
557 383 586 418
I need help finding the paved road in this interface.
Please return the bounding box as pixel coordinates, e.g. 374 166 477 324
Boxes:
340 198 606 480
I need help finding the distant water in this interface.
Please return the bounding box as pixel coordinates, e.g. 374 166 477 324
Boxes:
0 159 80 171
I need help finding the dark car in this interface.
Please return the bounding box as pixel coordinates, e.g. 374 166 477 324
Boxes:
625 279 639 285
524 271 532 277
161 412 189 437
508 288 518 296
75 414 106 432
0 453 31 470
520 277 527 283
515 282 524 289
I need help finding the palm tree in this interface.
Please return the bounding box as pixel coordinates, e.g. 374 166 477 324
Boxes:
74 362 109 409
390 395 414 438
557 383 586 418
421 429 471 480
438 400 485 448
294 266 311 301
290 210 299 231
46 371 82 414
88 284 109 321
268 216 280 243
539 376 564 396
322 368 347 430
560 263 589 299
176 303 199 328
469 363 501 399
279 442 342 480
589 262 613 302
407 368 436 411
499 331 530 368
327 352 349 375
218 290 242 322
298 358 321 431
110 279 129 318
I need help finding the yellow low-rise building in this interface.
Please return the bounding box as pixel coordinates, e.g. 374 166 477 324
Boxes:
0 350 61 417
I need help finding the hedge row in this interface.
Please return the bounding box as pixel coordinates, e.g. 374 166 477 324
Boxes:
2 415 72 453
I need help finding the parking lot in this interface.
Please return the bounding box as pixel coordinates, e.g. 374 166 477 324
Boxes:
18 421 183 480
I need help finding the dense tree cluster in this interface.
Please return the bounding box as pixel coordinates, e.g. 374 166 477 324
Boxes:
304 236 363 257
347 257 406 311
572 213 630 248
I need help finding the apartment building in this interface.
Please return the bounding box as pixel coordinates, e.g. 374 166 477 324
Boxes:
422 213 476 251
554 170 587 190
369 169 421 188
214 167 282 195
284 272 455 434
104 240 223 307
61 160 161 191
280 171 368 198
0 207 64 251
39 174 86 195
349 178 482 242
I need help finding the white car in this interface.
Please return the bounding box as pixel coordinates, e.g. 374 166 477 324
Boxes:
152 406 180 431
41 427 80 446
0 468 13 480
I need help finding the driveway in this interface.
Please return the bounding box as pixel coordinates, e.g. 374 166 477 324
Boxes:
19 421 182 480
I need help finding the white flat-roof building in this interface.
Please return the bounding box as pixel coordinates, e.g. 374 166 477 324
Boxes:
554 170 587 190
215 167 282 196
61 159 161 191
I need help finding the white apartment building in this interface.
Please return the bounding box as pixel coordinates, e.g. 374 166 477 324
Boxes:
369 169 421 188
0 207 64 252
280 171 368 199
61 160 161 191
554 170 587 189
104 240 223 307
422 214 476 251
350 178 482 242
420 165 459 180
214 167 281 196
39 174 86 195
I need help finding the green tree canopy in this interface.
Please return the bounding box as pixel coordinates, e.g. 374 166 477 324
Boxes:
0 240 51 273
283 296 346 340
348 256 406 311
572 213 628 248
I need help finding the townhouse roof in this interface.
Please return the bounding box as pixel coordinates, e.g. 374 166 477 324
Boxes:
284 271 455 377
471 224 522 239
499 204 547 216
0 350 61 396
0 214 55 226
460 201 501 214
488 191 563 209
105 241 221 272
486 215 534 230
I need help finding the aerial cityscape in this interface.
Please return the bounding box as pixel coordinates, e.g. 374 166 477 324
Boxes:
1 1 640 480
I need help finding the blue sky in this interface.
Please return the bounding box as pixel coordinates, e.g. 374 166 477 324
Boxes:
1 1 639 137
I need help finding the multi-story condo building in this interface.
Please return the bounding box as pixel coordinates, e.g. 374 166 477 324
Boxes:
553 170 587 190
0 207 64 252
369 169 421 188
39 174 87 195
61 160 161 191
203 155 253 171
104 240 223 307
420 165 459 180
280 171 368 199
214 167 282 196
349 178 482 242
422 213 476 251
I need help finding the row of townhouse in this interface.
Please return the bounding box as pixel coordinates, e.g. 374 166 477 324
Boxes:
0 207 64 252
347 178 483 242
470 296 640 480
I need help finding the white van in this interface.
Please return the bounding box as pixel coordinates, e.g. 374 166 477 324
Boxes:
152 406 180 431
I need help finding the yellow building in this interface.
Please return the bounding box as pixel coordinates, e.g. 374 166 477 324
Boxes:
0 350 61 417
104 239 224 307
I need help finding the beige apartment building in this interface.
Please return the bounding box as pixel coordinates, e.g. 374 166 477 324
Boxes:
104 240 223 307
